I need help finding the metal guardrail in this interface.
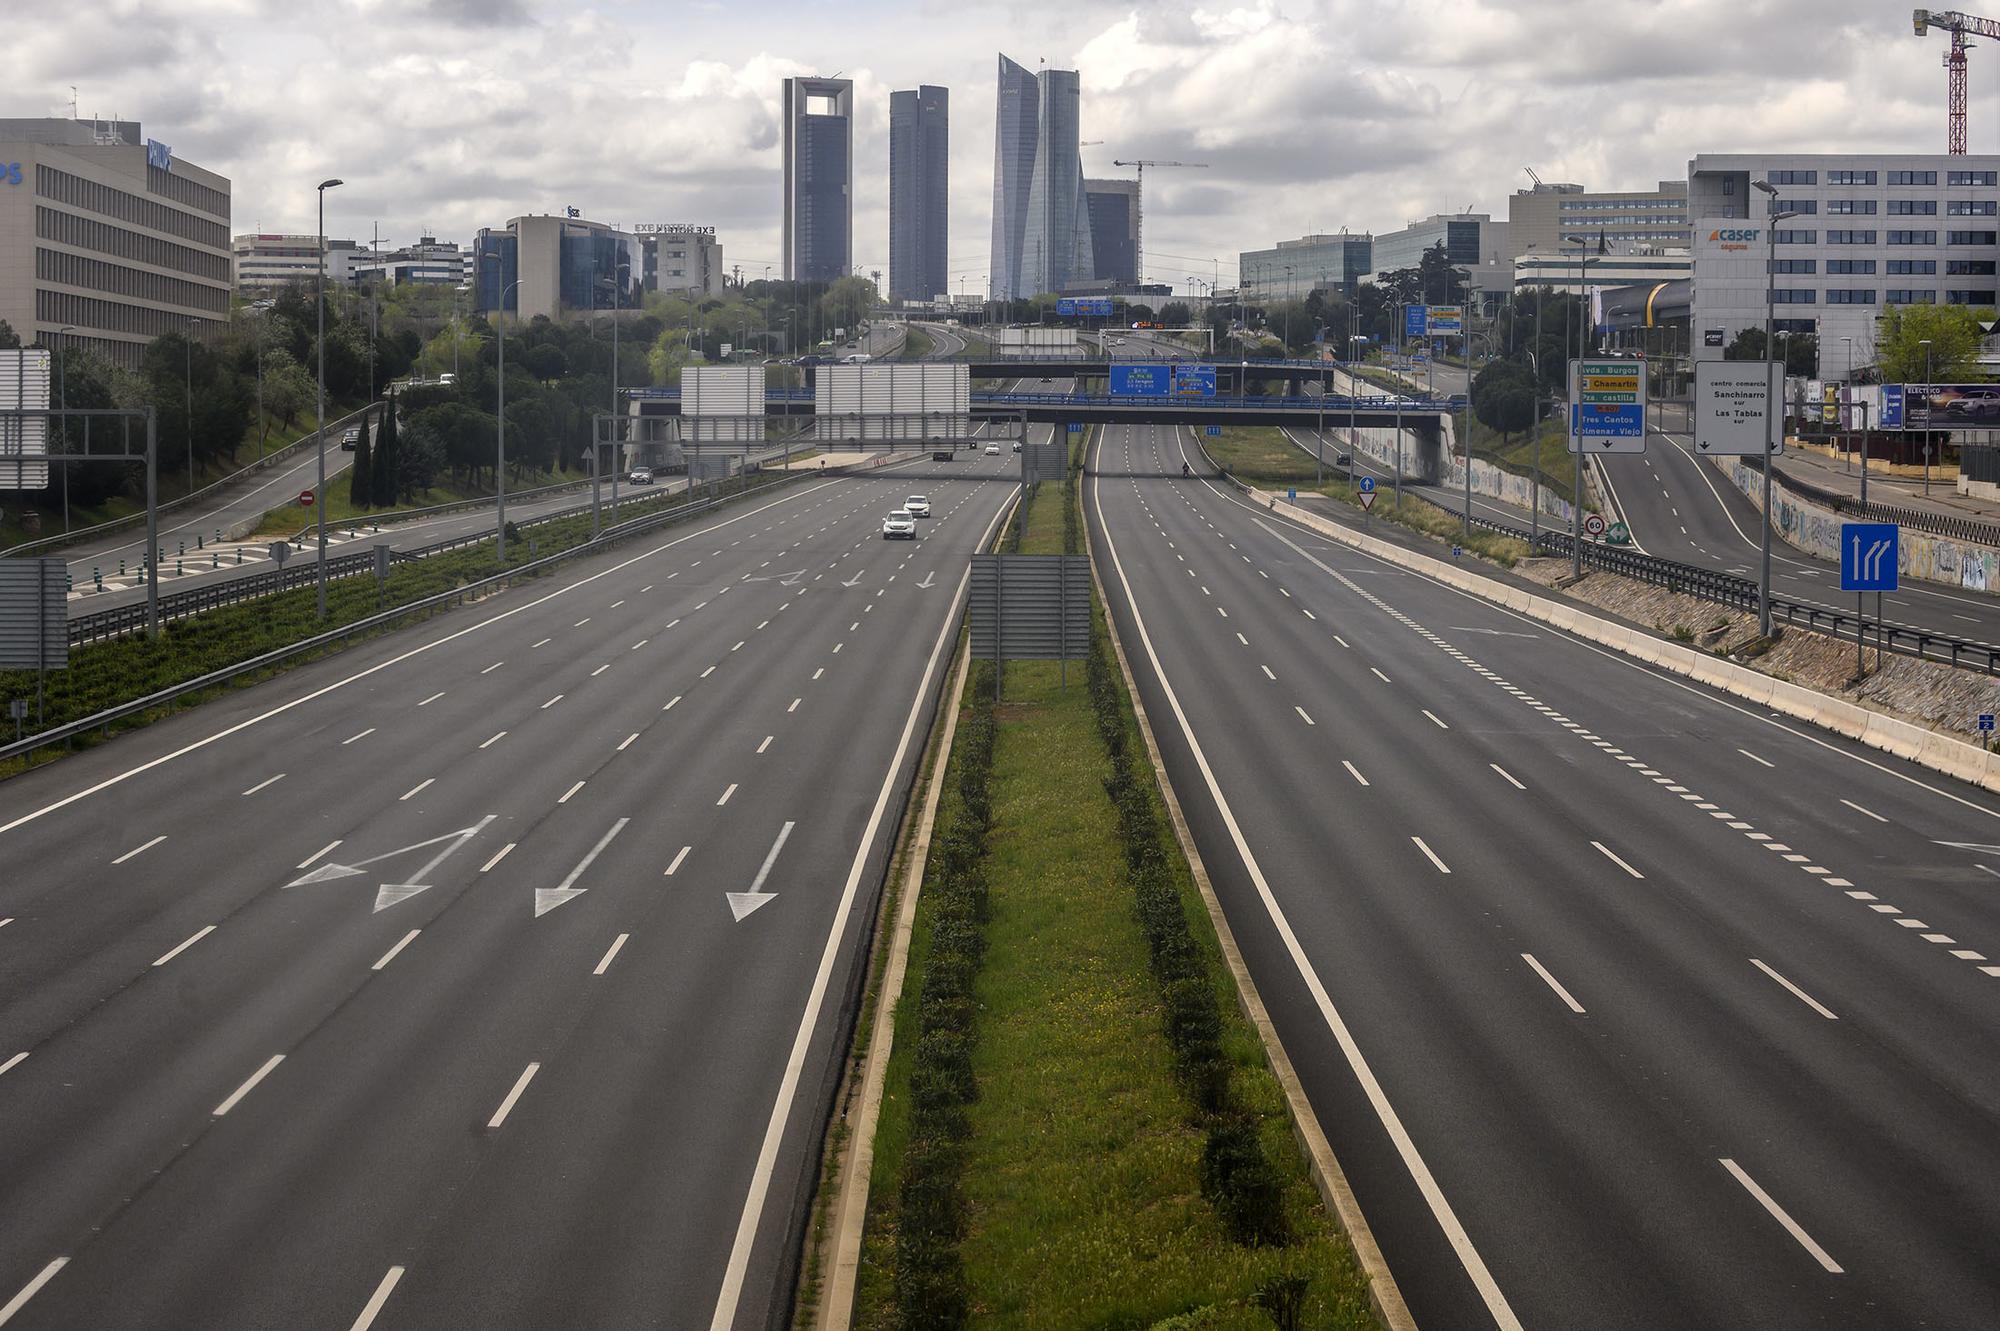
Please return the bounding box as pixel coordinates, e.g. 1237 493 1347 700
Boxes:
286 474 594 544
1758 458 2000 548
2 471 803 766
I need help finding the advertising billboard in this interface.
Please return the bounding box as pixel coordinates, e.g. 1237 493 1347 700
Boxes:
1899 383 2000 428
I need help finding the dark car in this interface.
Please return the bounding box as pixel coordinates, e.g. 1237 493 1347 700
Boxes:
340 426 361 451
932 449 954 461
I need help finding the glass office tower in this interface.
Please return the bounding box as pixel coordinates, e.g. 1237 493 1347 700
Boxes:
890 85 949 302
783 77 854 283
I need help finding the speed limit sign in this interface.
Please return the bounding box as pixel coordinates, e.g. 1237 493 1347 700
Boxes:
1583 514 1607 539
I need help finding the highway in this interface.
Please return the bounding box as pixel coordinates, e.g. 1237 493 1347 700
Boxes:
1089 421 2000 1330
0 448 1019 1329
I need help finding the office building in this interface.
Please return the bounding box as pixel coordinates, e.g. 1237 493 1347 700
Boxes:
1507 180 1689 261
234 234 363 291
472 214 637 322
1368 212 1513 303
889 85 949 302
1688 151 2000 376
1239 233 1373 301
350 234 467 287
990 55 1094 299
1085 178 1140 286
782 76 853 282
637 225 722 296
1514 245 1691 295
0 117 231 369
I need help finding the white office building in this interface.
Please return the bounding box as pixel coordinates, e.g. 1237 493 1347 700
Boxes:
234 234 365 290
349 234 466 287
1515 245 1691 295
1367 212 1512 309
1688 152 2000 378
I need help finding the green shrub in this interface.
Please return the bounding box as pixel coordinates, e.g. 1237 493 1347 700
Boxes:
1202 1114 1291 1248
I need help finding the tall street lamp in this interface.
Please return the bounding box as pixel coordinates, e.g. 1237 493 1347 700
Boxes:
184 317 195 497
1921 337 1935 495
1841 335 1855 475
1751 180 1800 637
1564 234 1600 579
496 278 523 560
315 176 344 620
56 324 75 532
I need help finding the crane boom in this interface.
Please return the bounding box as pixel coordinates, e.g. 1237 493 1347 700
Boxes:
1109 160 1210 287
1916 8 2000 152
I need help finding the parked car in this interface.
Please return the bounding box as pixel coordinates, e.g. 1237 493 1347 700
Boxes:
905 494 932 518
882 509 917 540
340 426 361 451
628 467 653 485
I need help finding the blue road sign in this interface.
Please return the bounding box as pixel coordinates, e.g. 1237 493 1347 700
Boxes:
1056 296 1113 317
1881 384 1905 429
1840 522 1899 592
1110 364 1168 396
1172 364 1217 398
1066 422 1084 433
1288 487 1297 500
1402 305 1427 340
1358 476 1376 493
1981 714 1996 734
1204 425 1221 436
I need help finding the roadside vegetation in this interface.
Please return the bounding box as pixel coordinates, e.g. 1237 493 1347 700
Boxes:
898 325 936 360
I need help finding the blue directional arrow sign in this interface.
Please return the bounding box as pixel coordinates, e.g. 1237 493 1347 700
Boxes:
1840 522 1898 592
1358 476 1376 493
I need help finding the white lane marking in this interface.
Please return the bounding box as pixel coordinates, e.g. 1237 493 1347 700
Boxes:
591 664 610 677
418 691 445 706
0 1259 69 1328
788 698 801 713
1370 667 1391 683
1738 748 1776 768
717 783 737 806
1236 632 1249 645
1719 1158 1844 1273
617 733 639 752
665 846 692 876
112 835 166 865
0 1052 26 1078
632 640 649 651
702 665 718 677
371 929 421 971
731 641 746 653
399 778 434 802
542 694 564 709
241 774 285 796
1295 706 1315 725
1490 764 1525 790
574 617 591 627
1332 633 1347 646
480 843 515 873
1260 664 1276 680
593 933 631 976
1839 799 1888 823
532 638 551 648
342 729 375 745
664 695 682 711
1422 709 1449 730
757 736 774 754
151 924 216 967
1522 953 1586 1014
1341 760 1370 786
480 731 507 749
813 667 825 680
213 1053 285 1117
559 780 585 804
345 1266 407 1331
1412 836 1451 874
487 1062 541 1129
1592 841 1646 879
481 661 504 675
298 840 341 869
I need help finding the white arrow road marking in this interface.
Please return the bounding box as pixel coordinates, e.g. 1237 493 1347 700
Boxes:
916 571 937 588
285 817 497 913
1936 840 2000 856
841 568 866 587
537 818 628 917
728 821 796 922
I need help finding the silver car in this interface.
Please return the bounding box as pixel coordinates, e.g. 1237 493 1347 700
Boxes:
882 509 917 540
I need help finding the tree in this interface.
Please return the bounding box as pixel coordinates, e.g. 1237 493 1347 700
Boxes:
1877 303 1985 383
0 321 20 349
397 419 446 495
348 410 374 507
818 275 877 333
523 342 568 381
1472 360 1538 441
262 354 315 429
1723 327 1820 378
370 397 400 504
1159 301 1192 327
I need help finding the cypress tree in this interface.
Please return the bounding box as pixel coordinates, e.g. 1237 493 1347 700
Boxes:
347 408 374 507
370 395 400 506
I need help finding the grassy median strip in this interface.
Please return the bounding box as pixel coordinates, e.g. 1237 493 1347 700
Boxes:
851 449 1372 1328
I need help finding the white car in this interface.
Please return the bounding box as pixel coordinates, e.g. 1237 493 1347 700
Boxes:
984 443 1001 456
905 495 932 518
882 509 917 540
628 467 653 485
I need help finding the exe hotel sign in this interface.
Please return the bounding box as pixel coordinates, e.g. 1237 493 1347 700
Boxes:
635 224 716 235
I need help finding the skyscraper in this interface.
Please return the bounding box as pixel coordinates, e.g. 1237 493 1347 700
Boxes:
782 76 853 282
889 85 949 303
989 56 1093 300
1085 178 1141 286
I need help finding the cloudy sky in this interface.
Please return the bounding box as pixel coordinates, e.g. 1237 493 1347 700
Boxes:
18 0 1980 293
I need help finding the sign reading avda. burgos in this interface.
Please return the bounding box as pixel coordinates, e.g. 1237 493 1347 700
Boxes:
1567 358 1648 453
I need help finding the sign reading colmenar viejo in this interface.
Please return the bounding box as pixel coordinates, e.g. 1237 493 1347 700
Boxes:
634 224 717 234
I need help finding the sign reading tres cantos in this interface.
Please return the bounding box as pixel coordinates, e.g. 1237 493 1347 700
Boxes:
1567 357 1648 452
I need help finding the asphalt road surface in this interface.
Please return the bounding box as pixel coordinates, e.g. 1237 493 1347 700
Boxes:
0 448 1020 1329
1090 421 2000 1331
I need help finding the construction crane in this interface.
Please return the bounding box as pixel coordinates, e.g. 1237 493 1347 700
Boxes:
1915 8 2000 153
1111 159 1209 287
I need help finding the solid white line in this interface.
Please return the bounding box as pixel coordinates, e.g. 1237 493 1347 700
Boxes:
1750 958 1839 1020
371 929 421 971
717 783 737 806
345 1266 406 1331
480 843 515 873
1738 748 1776 768
1719 1158 1844 1273
1295 706 1315 725
152 924 216 967
1592 841 1645 879
1490 764 1525 790
399 778 434 801
1086 451 1523 1331
0 1258 68 1327
1839 798 1889 823
1422 709 1449 730
342 728 375 745
112 835 165 864
1370 667 1391 683
298 840 341 869
480 731 507 749
1412 836 1451 873
1522 953 1586 1014
1342 760 1369 786
593 933 630 976
241 774 284 796
559 780 585 804
665 846 691 876
213 1053 285 1116
0 1052 25 1078
487 1063 540 1129
418 691 445 706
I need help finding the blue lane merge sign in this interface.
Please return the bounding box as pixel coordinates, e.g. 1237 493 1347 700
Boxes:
1840 522 1898 592
1358 476 1376 493
1205 425 1221 436
1066 422 1083 433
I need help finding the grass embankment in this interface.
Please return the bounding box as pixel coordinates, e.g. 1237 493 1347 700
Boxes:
899 325 937 360
1202 425 1531 567
0 472 782 777
851 441 1373 1328
246 465 591 539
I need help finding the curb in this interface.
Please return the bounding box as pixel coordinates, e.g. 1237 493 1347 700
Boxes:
816 638 973 1328
1081 447 1418 1331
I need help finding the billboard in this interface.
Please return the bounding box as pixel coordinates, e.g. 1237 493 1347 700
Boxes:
1881 384 1904 428
1899 383 2000 427
1056 297 1114 317
1110 364 1216 398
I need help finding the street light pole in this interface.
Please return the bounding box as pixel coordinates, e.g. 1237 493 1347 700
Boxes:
497 278 522 559
1751 182 1800 638
184 317 194 497
1566 235 1591 580
315 177 344 619
1922 337 1935 495
1529 288 1545 541
56 325 74 532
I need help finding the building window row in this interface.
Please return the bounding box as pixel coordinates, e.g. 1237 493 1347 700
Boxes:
1885 289 1936 304
1890 171 1939 186
1768 198 1817 215
145 165 229 221
1950 171 1999 186
35 289 218 339
1948 289 1999 304
1773 229 1817 244
35 166 228 250
1949 230 1998 245
1826 230 1875 244
1887 199 1939 215
1949 258 1998 274
1824 289 1876 303
1949 199 1999 215
1887 230 1938 244
1827 200 1877 214
1768 169 1818 185
1769 289 1817 303
36 207 231 282
1827 259 1876 273
1889 259 1937 274
1770 258 1817 273
36 246 228 313
1828 170 1876 185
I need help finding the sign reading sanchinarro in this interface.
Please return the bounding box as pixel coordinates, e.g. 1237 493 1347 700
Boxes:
1693 360 1781 455
1567 357 1648 453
